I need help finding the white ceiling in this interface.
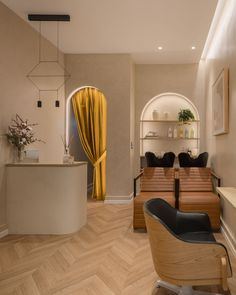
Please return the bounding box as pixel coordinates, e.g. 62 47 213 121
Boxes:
1 0 218 64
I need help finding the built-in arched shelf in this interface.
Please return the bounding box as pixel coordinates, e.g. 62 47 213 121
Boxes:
140 93 200 158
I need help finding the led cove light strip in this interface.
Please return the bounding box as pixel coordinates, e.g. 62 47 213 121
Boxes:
201 0 234 59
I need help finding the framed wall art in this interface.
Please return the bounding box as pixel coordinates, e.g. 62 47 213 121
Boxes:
212 68 229 135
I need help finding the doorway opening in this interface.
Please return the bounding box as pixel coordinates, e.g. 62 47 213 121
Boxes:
66 86 107 198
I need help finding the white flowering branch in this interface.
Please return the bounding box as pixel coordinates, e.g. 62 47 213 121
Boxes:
6 114 44 151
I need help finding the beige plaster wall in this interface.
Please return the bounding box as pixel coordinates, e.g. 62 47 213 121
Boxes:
134 63 206 173
0 3 65 226
65 54 134 199
205 0 236 186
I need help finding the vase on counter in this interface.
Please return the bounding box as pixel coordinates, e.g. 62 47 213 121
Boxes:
63 148 74 164
15 148 25 163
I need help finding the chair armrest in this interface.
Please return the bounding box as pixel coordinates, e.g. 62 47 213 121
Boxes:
176 211 212 234
173 239 232 285
133 170 144 197
211 171 221 187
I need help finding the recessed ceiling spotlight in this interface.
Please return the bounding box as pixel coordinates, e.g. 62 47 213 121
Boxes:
157 46 163 50
191 46 196 50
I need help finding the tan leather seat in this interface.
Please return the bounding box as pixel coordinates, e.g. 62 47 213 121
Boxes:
178 168 220 230
179 192 220 230
133 167 176 229
134 191 175 229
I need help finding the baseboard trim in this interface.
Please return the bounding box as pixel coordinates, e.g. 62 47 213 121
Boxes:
0 224 8 239
104 193 133 204
221 218 236 258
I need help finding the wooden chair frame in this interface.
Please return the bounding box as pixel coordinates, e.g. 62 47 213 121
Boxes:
144 207 232 294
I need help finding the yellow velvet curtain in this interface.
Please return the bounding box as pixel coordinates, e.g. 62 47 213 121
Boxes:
72 87 107 200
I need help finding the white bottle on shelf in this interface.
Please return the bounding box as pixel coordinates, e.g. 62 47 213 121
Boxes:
173 126 178 138
190 127 195 139
152 109 159 120
168 127 172 138
185 127 189 139
179 126 184 138
163 112 169 120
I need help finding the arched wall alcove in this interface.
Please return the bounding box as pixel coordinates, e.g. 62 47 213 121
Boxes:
140 92 200 158
66 86 104 193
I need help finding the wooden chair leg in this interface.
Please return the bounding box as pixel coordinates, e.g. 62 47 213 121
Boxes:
221 257 228 291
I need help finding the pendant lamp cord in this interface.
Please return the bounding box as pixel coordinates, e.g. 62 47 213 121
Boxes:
57 21 59 62
39 21 42 62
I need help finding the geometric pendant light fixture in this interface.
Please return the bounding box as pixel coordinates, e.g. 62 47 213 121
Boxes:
27 14 71 108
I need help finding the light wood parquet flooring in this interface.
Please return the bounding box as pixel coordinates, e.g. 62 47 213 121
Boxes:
0 200 235 295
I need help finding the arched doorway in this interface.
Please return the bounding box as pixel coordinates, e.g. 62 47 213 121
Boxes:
140 92 200 162
66 86 107 200
66 86 99 145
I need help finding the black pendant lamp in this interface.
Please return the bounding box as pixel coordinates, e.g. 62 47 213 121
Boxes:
27 14 70 108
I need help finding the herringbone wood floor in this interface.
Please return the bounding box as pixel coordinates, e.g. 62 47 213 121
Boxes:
0 200 235 295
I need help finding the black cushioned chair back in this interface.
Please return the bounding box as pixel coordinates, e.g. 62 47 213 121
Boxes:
198 152 208 167
145 198 178 234
145 151 175 167
178 152 208 167
144 198 214 236
145 152 157 167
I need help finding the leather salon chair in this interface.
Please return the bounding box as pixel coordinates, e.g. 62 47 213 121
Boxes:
144 198 232 295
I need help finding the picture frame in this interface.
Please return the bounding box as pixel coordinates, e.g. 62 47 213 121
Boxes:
212 68 229 135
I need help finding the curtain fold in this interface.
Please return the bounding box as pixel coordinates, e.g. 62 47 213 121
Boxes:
72 87 107 200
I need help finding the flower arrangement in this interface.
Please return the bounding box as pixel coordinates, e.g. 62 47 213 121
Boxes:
178 109 195 123
6 114 42 153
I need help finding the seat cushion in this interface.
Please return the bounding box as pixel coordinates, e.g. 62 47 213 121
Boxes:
178 231 216 242
133 192 175 229
179 192 220 230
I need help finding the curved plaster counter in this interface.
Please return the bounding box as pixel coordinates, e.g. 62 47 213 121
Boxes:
216 187 236 254
6 162 87 234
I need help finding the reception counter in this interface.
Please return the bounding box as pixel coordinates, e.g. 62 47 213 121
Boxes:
6 162 87 234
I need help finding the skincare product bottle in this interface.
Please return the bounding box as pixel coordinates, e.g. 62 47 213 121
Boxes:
168 127 172 138
163 112 169 120
185 127 189 139
179 126 184 138
190 127 195 139
173 126 178 138
152 109 159 120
